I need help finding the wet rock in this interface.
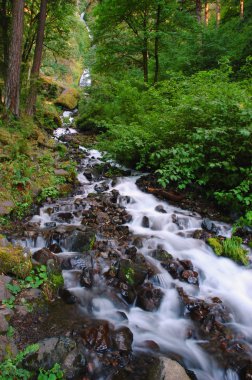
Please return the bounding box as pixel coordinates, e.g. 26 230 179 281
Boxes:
0 275 12 302
59 288 77 304
152 249 173 262
201 218 220 235
110 189 119 203
81 320 112 352
52 212 73 223
136 282 164 311
240 364 252 380
118 259 148 287
44 222 57 228
132 236 143 249
139 340 160 351
119 282 136 304
94 182 110 193
125 246 137 258
161 258 199 286
80 267 93 288
113 327 133 352
33 248 59 265
177 287 252 371
192 229 212 241
65 230 95 252
155 205 167 213
48 243 62 254
142 216 150 228
83 170 93 181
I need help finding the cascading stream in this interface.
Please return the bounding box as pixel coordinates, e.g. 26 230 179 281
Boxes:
13 11 251 380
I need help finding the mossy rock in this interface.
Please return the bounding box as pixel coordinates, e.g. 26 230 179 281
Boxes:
207 237 223 256
0 244 32 279
40 75 64 99
55 88 79 110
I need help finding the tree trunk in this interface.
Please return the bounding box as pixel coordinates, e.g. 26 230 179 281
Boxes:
240 0 244 19
142 10 148 83
154 4 161 84
26 0 48 116
4 0 24 116
216 0 221 27
205 1 209 25
196 0 202 23
1 0 9 83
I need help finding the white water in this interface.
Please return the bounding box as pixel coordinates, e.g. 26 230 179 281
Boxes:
79 13 92 88
21 140 252 379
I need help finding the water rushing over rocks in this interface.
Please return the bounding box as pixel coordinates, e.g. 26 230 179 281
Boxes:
11 125 252 380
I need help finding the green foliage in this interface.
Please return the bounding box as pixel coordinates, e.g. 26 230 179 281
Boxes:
38 187 60 202
0 344 39 380
87 68 252 212
207 236 249 265
3 265 49 310
38 363 64 380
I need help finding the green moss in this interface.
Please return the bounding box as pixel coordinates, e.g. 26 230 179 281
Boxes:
55 88 79 110
0 244 32 279
207 236 249 265
222 236 249 266
207 237 223 256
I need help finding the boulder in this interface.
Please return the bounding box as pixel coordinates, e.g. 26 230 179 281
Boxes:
118 259 148 287
136 282 164 311
201 218 220 235
33 248 59 265
160 357 191 380
0 275 12 302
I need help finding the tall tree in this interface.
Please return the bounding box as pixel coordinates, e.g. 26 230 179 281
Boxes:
1 0 9 83
240 0 244 18
216 0 221 26
154 3 161 83
196 0 202 22
204 1 209 25
4 0 24 116
26 0 48 116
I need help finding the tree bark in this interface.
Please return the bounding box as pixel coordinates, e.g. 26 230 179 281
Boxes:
154 4 161 84
142 10 149 83
196 0 202 23
26 0 48 116
204 1 209 25
216 0 221 27
4 0 24 116
1 0 9 83
240 0 244 19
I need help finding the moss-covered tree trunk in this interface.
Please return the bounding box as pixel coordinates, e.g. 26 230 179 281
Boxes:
4 0 24 116
26 0 48 116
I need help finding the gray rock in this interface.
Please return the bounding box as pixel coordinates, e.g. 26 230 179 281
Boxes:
0 275 12 302
0 314 9 333
54 169 69 176
0 336 18 361
160 357 191 380
0 200 14 215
